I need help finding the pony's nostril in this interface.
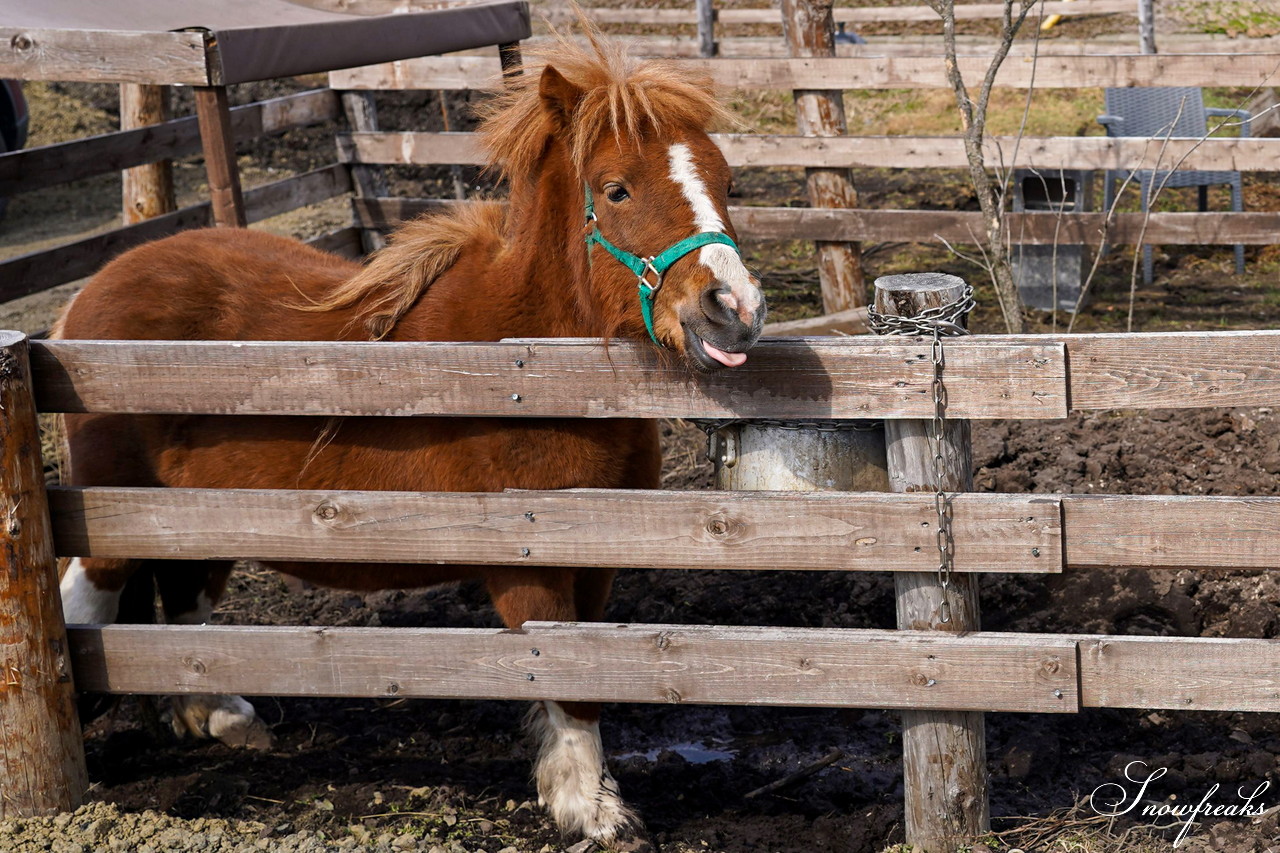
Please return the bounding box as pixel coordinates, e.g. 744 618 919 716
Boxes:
700 283 738 326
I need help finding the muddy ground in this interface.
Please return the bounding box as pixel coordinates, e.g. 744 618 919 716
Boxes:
3 3 1280 852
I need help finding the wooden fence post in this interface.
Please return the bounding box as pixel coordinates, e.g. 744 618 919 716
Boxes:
780 0 865 311
342 91 391 253
697 0 718 58
873 274 989 852
119 84 175 224
0 330 88 820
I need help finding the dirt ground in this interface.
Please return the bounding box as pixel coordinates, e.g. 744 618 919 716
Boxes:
4 3 1280 852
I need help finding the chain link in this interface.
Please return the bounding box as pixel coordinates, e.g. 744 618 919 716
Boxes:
868 281 974 625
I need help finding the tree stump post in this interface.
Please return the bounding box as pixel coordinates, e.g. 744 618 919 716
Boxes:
120 84 175 224
0 331 88 820
873 273 989 852
780 0 865 311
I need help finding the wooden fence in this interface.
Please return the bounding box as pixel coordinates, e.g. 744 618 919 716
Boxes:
6 322 1280 813
329 48 1280 274
0 89 365 303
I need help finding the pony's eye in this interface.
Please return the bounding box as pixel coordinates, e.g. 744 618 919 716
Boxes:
605 184 630 203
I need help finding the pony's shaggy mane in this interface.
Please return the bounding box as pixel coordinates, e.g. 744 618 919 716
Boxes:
305 27 732 339
476 31 734 182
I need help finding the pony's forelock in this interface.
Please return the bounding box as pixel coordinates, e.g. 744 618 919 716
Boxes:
476 26 734 183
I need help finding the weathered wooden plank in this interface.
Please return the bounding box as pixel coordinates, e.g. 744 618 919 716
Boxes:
552 0 1134 26
0 166 353 300
1061 331 1280 410
1 90 340 197
29 337 1069 420
306 226 365 259
762 307 869 336
0 28 212 85
1081 636 1280 712
1063 495 1280 569
65 623 1079 713
354 198 1280 246
330 53 1280 92
48 487 1061 575
341 130 1280 173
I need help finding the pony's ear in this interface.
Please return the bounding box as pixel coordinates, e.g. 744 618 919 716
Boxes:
539 65 583 130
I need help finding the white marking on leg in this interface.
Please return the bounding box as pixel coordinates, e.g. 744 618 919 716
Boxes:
59 558 121 624
667 142 764 322
527 701 634 841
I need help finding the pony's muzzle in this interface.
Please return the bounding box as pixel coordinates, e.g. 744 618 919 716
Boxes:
682 280 765 369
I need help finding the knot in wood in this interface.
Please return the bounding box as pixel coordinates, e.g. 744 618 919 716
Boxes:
184 657 207 675
654 632 673 651
911 672 936 688
387 682 400 694
663 687 682 704
314 502 340 522
10 34 33 52
1040 657 1061 676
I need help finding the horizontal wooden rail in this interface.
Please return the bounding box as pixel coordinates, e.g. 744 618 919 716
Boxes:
30 337 1069 420
62 621 1280 714
47 487 1280 572
1080 636 1280 712
65 623 1080 713
356 198 1280 247
549 0 1134 26
306 226 365 260
48 486 1061 574
341 130 1279 174
0 28 211 86
32 330 1280 416
0 89 341 197
330 52 1280 92
0 165 353 302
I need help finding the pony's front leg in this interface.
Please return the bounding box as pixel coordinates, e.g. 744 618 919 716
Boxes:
487 568 644 848
156 562 273 749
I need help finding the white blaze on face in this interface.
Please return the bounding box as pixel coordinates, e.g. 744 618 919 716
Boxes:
666 142 763 323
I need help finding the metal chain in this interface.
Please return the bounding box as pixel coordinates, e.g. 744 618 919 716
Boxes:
868 281 974 625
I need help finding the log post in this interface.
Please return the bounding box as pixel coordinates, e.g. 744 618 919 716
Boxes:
0 331 88 819
120 84 175 224
697 0 718 58
194 86 247 228
780 0 865 311
873 274 989 852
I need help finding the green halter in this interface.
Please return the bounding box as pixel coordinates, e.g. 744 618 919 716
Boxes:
583 184 741 347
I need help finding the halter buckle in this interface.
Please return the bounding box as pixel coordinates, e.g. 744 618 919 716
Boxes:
638 257 664 294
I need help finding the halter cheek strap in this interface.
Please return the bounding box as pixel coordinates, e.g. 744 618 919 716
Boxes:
583 184 741 347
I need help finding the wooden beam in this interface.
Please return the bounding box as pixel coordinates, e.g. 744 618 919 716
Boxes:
1 90 340 197
65 623 1080 713
548 0 1135 26
48 487 1060 575
0 28 211 85
1081 636 1280 712
340 130 1280 174
353 198 1280 247
0 165 352 300
29 337 1069 420
1063 495 1280 569
194 86 246 228
1061 330 1280 410
330 52 1280 92
119 84 175 224
762 306 869 336
306 226 365 259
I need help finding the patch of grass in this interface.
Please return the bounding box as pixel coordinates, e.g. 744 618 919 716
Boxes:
1175 0 1280 36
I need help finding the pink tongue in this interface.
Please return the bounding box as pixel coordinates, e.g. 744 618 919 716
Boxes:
701 339 747 367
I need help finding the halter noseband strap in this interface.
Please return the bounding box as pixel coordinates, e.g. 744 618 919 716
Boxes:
583 184 741 347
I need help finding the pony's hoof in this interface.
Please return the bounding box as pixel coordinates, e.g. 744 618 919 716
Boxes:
566 834 657 853
166 694 274 749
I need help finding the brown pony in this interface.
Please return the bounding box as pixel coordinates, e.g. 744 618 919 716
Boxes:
54 33 764 849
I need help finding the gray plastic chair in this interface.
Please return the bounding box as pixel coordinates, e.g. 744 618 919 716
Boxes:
1097 86 1250 283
